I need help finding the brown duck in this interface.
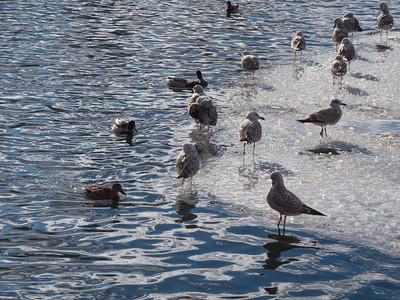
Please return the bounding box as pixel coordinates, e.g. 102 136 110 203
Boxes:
83 183 126 201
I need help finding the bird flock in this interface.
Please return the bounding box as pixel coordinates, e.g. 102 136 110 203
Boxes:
84 1 395 235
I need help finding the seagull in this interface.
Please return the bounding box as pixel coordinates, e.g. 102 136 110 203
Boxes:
189 85 206 104
167 70 208 89
239 111 265 154
338 38 355 67
176 144 200 185
267 172 326 235
111 118 137 135
377 2 394 36
291 31 306 56
83 183 126 201
297 99 346 138
188 95 218 130
342 13 363 39
330 55 347 84
241 50 260 80
332 18 349 49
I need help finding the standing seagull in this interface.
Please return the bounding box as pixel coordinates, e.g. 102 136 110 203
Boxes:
239 111 265 155
377 2 394 36
189 85 206 104
291 31 306 57
332 18 349 49
342 13 363 39
267 172 326 235
297 99 346 138
338 38 355 67
176 144 200 185
188 95 218 130
241 51 260 80
330 55 347 84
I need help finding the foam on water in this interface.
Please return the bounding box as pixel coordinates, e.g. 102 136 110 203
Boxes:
191 32 400 255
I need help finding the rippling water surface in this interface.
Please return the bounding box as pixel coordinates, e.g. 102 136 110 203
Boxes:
1 0 400 298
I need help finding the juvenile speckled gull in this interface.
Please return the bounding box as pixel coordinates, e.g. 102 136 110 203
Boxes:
176 144 200 185
297 99 346 138
167 70 208 89
239 111 265 155
267 172 325 235
377 2 394 36
188 95 218 130
111 118 137 135
291 31 306 56
241 50 260 80
189 85 206 104
332 18 348 48
342 13 363 38
338 38 355 67
330 55 347 84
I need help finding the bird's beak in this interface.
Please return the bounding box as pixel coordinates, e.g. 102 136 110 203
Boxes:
120 189 127 196
260 117 265 120
341 103 347 106
133 125 137 132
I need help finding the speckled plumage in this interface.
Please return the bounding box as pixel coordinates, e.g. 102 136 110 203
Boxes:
241 50 260 79
239 111 265 154
111 118 137 135
84 183 126 201
189 85 206 104
188 95 218 129
338 38 355 65
176 144 200 185
332 18 348 46
330 55 347 84
291 31 306 55
342 13 363 36
297 99 346 137
267 172 325 234
377 2 394 35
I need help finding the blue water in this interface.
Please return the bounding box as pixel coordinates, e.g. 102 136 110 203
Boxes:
1 0 400 298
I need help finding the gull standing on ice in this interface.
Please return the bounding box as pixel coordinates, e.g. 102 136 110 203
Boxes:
330 55 347 84
167 70 208 89
291 31 306 56
332 18 349 49
239 111 265 155
176 144 200 185
189 85 206 104
241 51 260 80
342 13 363 39
297 99 346 138
338 38 355 67
377 2 394 36
267 172 326 235
188 95 218 130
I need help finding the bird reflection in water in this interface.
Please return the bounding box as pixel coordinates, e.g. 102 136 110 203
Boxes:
83 199 119 209
175 191 199 223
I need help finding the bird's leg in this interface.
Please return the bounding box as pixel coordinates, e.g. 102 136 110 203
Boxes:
243 143 246 155
252 143 255 155
283 215 287 236
277 214 282 235
320 127 324 138
324 127 328 137
181 178 185 185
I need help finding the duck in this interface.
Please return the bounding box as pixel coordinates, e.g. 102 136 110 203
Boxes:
377 2 394 36
176 144 200 185
291 31 306 56
83 183 126 201
226 1 239 15
111 118 137 135
167 70 208 89
241 50 260 80
239 111 265 155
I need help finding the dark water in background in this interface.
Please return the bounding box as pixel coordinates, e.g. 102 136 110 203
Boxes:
1 0 400 298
